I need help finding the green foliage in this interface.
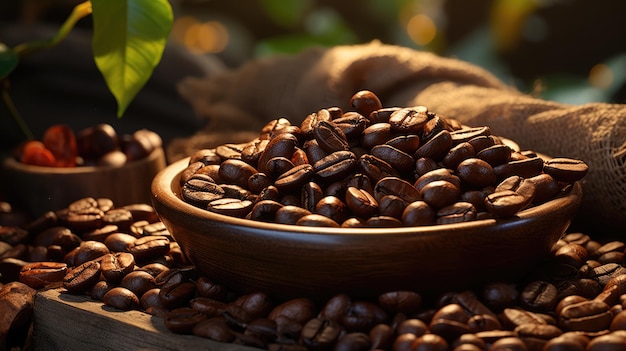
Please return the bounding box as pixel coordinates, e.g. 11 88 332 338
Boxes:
1 0 173 140
0 43 18 79
91 0 173 117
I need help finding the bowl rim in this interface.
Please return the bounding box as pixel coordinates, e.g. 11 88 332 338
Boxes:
2 147 165 175
152 156 583 236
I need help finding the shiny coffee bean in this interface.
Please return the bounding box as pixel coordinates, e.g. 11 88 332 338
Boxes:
63 259 101 293
19 261 67 289
100 252 135 283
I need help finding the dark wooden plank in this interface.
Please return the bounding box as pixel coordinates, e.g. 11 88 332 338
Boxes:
32 288 259 351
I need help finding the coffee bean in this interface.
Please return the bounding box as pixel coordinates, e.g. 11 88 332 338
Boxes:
63 259 101 293
543 158 589 183
19 261 67 289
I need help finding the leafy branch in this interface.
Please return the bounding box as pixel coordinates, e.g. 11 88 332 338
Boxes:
0 0 173 141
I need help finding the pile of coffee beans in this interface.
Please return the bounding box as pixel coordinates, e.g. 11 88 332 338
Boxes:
2 197 626 350
179 90 588 227
14 124 162 167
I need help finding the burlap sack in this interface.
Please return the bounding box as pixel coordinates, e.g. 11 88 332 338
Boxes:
171 41 626 236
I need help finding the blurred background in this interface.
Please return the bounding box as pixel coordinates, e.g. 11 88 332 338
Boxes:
1 0 626 148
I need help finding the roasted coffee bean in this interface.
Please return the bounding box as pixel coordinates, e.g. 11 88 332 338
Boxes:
275 164 315 192
543 158 589 183
595 274 626 306
73 240 110 266
334 332 371 351
301 110 332 138
343 187 378 219
103 233 137 253
189 148 221 166
215 143 245 160
365 215 403 227
265 156 295 178
119 270 157 297
429 303 471 341
377 195 409 219
558 299 612 332
193 317 236 342
301 318 342 349
357 154 400 183
257 133 299 174
302 139 329 166
160 281 197 309
374 176 421 204
368 107 399 124
360 123 395 150
206 198 254 218
102 287 140 310
162 307 208 334
442 142 475 170
476 144 512 166
414 130 453 161
350 90 382 118
370 144 414 173
313 120 350 153
402 200 436 226
182 175 225 208
313 151 357 183
333 112 368 141
485 190 532 218
300 182 323 213
489 336 527 351
315 196 348 224
450 126 491 144
340 300 388 333
19 261 67 289
100 252 135 283
128 236 171 262
414 168 462 191
218 158 258 188
494 156 545 180
63 259 101 293
585 333 626 351
589 263 626 286
121 203 159 223
389 106 429 134
420 180 461 210
515 323 563 350
457 158 497 189
249 200 283 222
411 333 449 351
91 280 115 301
386 134 421 154
436 202 477 224
521 281 558 312
543 334 588 351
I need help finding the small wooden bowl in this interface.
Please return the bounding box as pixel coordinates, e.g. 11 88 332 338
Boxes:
1 148 166 216
152 157 583 302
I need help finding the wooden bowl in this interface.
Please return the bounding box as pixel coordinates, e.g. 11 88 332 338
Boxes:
1 147 166 216
152 157 583 301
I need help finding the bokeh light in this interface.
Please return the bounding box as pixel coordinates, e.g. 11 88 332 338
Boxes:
406 14 437 46
589 64 613 90
172 16 229 54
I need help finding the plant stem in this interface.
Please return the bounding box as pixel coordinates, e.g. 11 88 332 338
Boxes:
1 79 33 140
13 1 93 57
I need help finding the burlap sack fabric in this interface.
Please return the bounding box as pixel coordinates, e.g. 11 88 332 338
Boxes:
170 41 626 236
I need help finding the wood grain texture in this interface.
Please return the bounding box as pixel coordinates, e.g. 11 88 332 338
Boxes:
32 288 259 351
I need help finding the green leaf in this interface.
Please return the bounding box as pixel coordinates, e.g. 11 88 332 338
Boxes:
0 43 19 79
91 0 173 117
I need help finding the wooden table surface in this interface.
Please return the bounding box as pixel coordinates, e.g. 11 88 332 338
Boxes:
33 288 260 351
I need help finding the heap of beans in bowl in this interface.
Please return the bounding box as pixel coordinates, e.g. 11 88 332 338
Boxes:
179 90 588 227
